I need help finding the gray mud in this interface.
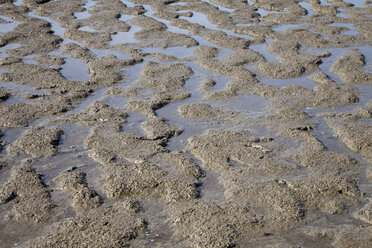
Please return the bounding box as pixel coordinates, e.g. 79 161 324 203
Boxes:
0 0 371 247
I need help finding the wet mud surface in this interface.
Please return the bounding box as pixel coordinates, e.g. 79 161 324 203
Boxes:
0 0 371 247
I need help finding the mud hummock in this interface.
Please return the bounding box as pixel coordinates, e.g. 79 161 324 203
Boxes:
0 0 371 247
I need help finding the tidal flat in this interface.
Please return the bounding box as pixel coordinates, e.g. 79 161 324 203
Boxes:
0 0 371 247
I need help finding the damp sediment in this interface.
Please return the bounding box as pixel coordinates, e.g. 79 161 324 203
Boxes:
0 0 371 247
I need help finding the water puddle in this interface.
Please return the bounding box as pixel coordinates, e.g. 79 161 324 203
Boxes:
304 83 372 116
180 11 219 30
224 30 253 40
110 25 142 44
329 23 358 35
163 116 222 151
299 2 315 16
273 24 303 32
236 23 255 27
166 21 189 35
27 11 86 47
104 95 129 109
257 8 281 17
0 128 26 149
121 111 147 136
343 0 366 8
29 11 65 37
319 0 332 6
184 61 229 96
315 45 372 83
0 81 49 95
60 57 90 82
201 0 234 13
0 43 21 58
121 0 136 8
336 9 348 18
0 16 21 34
91 49 131 60
142 46 195 59
223 94 269 117
119 14 136 22
74 1 95 20
259 75 318 90
74 11 91 21
23 54 38 65
353 84 372 107
358 45 372 74
303 46 347 82
2 96 30 106
123 62 144 85
13 0 22 6
169 2 187 7
249 42 279 63
78 26 96 32
210 74 230 91
68 87 108 114
28 11 92 48
57 123 90 154
140 4 227 47
32 125 101 182
198 167 226 201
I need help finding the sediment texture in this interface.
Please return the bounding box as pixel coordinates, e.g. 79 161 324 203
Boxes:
0 0 371 247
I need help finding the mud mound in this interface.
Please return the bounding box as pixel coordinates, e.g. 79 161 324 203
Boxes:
0 165 54 223
7 127 63 158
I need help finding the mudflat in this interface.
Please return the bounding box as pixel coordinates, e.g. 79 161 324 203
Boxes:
0 0 371 247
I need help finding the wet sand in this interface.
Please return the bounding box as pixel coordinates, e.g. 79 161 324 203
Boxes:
0 0 371 247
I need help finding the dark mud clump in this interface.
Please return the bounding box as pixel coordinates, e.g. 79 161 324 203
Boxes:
0 160 7 171
330 52 372 85
167 200 262 248
28 200 146 248
257 40 322 79
303 225 372 248
323 109 372 162
7 126 64 158
353 198 372 224
178 102 237 120
140 116 182 140
0 87 10 102
53 170 102 212
57 101 128 131
0 165 55 223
